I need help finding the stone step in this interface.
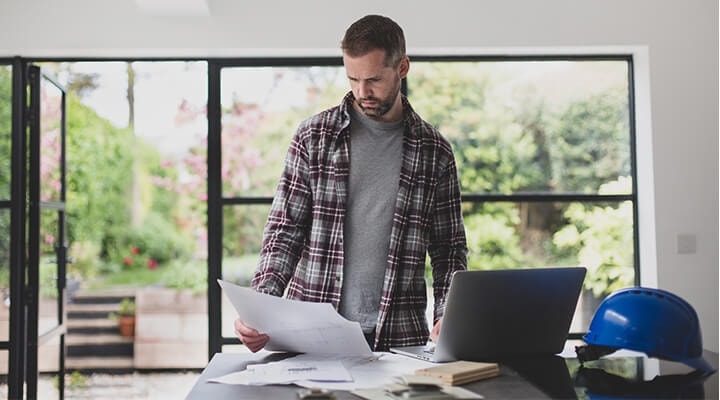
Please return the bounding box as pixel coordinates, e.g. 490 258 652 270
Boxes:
70 288 135 305
63 288 137 373
67 317 117 329
66 334 133 346
67 307 123 336
65 356 134 374
67 302 120 313
67 342 133 358
68 310 119 320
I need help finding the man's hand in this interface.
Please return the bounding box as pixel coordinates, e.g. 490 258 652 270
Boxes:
430 317 443 343
234 318 270 352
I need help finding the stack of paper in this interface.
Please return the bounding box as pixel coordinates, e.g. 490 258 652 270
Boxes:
414 360 500 385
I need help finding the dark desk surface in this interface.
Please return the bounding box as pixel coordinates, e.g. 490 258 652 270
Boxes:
186 350 718 399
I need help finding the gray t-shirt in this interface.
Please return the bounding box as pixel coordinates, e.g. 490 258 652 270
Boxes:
338 107 404 333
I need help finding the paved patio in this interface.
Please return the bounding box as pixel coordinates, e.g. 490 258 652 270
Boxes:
1 371 201 399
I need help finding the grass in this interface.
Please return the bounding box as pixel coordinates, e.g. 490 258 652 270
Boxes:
88 266 166 289
83 253 260 291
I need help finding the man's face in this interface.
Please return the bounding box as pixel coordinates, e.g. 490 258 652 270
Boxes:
343 48 409 122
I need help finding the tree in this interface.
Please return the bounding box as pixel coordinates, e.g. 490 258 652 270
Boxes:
549 88 630 193
552 178 634 296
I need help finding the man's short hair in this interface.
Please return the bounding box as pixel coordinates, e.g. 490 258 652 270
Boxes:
341 14 406 68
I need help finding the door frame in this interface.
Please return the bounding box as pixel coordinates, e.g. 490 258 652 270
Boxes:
5 59 68 400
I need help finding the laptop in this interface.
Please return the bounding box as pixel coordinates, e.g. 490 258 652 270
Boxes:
390 267 587 363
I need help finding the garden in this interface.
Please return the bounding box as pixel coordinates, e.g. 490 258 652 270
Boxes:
1 60 635 326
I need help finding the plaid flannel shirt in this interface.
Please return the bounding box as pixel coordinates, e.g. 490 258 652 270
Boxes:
252 92 468 350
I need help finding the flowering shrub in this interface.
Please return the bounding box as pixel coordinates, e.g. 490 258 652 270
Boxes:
122 246 158 270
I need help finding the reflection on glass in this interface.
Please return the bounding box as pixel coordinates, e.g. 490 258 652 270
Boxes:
38 209 60 337
0 65 10 200
462 200 634 333
220 66 346 197
40 76 64 203
410 60 631 195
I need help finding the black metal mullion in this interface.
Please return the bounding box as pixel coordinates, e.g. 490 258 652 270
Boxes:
222 194 633 205
8 56 28 400
56 73 68 400
461 193 633 203
627 58 641 286
206 61 223 360
26 63 41 400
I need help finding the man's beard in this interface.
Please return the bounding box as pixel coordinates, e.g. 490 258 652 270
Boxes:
355 81 401 119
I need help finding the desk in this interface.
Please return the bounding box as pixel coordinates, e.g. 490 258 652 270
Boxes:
186 350 718 399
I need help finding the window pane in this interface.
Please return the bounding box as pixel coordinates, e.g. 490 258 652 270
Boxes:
409 60 631 195
0 65 10 200
220 66 346 197
463 199 634 331
38 208 60 337
222 204 270 274
221 204 271 337
41 60 209 279
40 76 64 203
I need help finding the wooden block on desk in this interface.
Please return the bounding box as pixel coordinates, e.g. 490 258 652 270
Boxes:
415 360 500 385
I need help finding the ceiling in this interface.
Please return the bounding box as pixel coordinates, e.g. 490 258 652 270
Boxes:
134 0 210 17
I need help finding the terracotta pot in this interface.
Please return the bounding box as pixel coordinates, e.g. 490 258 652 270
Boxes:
118 315 136 337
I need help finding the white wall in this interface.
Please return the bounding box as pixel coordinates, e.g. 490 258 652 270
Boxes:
1 0 717 352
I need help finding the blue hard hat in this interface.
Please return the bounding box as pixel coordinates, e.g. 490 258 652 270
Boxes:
579 287 715 373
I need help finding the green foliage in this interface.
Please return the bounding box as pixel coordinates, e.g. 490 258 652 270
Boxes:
65 94 135 264
0 68 12 275
160 259 207 294
65 93 198 281
67 240 101 281
552 177 634 296
410 63 633 298
88 263 162 288
67 371 88 390
549 88 630 193
117 297 136 316
109 297 135 319
0 67 11 199
39 260 59 299
52 371 88 391
410 63 548 195
464 205 526 270
1 61 636 301
222 206 266 257
223 254 260 286
104 211 193 270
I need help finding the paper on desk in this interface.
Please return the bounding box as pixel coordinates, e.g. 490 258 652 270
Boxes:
293 352 436 391
218 279 372 356
207 352 435 390
207 356 354 385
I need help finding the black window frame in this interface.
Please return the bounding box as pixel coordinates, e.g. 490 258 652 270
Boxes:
207 54 639 356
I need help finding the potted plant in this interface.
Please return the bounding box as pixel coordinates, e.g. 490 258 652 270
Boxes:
111 298 136 337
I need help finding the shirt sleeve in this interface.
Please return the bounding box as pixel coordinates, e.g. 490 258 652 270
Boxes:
251 130 313 296
428 157 468 322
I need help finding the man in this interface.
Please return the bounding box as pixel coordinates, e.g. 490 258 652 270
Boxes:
234 14 467 352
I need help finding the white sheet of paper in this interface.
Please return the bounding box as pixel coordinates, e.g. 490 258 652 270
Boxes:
218 279 372 356
293 352 436 390
207 352 435 390
207 357 353 385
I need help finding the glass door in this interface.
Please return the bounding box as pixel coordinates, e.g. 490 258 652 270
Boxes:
26 64 68 399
